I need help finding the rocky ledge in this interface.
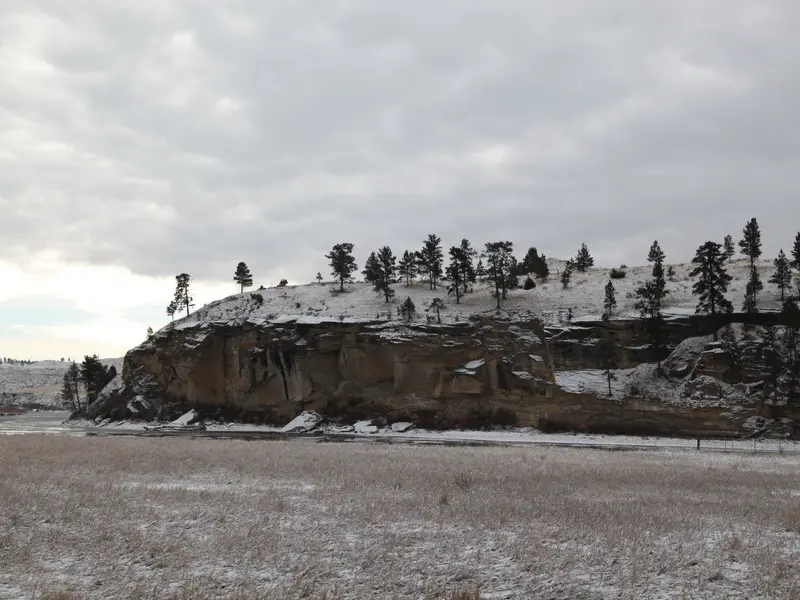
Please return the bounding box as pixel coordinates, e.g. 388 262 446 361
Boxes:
88 312 800 439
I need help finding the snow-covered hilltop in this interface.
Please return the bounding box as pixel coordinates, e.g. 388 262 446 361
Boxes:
0 358 123 408
170 257 782 332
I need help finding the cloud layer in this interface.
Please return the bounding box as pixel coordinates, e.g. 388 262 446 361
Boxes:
1 0 799 357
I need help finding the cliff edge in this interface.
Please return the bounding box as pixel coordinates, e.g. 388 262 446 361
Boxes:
88 296 800 438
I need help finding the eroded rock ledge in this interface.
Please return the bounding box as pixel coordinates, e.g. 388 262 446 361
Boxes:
89 313 800 438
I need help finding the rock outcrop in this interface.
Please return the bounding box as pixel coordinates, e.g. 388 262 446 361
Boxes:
89 313 800 438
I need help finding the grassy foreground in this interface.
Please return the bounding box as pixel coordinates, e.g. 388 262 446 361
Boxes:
1 436 799 599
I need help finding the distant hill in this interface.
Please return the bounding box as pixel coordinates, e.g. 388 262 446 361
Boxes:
0 358 123 408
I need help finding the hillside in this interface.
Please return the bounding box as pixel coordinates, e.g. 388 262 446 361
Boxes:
170 257 783 332
0 358 123 408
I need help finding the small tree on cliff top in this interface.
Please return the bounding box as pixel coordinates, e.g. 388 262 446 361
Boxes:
574 243 594 272
603 280 617 321
690 241 733 316
770 249 793 302
326 243 358 291
233 262 253 293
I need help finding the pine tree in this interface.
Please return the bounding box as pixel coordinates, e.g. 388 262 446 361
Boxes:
561 260 574 289
603 280 617 321
458 239 477 294
147 327 154 341
762 325 783 404
534 254 550 281
689 241 733 315
80 355 114 405
482 241 516 309
574 243 594 272
738 218 763 310
743 265 763 313
720 325 737 356
598 338 617 397
792 232 800 269
362 251 380 285
475 259 486 281
646 241 668 305
739 218 762 266
523 276 536 290
173 273 194 318
166 301 177 322
316 272 323 285
638 298 668 375
783 298 800 405
505 257 520 294
648 240 665 265
521 247 541 275
635 243 671 375
723 234 735 260
769 250 793 302
446 246 466 304
399 297 416 322
417 234 444 290
60 362 82 414
233 262 253 293
373 246 396 302
428 298 446 324
397 251 418 287
326 243 358 291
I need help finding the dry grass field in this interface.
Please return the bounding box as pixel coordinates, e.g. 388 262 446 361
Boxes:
1 437 800 599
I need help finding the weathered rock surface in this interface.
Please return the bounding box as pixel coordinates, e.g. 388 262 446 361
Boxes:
89 313 800 438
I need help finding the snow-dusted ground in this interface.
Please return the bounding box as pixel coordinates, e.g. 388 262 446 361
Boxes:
66 413 800 454
165 257 784 332
0 358 122 408
2 435 799 599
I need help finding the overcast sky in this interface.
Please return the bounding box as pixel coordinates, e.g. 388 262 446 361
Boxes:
1 0 799 359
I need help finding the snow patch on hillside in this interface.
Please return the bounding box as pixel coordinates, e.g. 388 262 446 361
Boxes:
158 258 781 334
556 369 631 399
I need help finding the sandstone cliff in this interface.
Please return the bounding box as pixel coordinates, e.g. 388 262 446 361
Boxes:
89 309 800 438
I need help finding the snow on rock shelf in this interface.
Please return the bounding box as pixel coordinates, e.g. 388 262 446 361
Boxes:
354 420 379 434
170 410 199 426
157 258 782 335
281 411 323 433
555 369 630 400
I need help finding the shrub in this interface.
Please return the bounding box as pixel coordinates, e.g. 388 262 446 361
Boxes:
278 279 288 287
785 504 800 534
449 587 481 600
493 407 518 427
523 276 536 290
251 293 263 306
457 407 517 429
453 472 473 490
610 268 627 279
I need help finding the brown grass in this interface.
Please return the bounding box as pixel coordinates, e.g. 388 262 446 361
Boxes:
785 504 800 534
2 436 800 599
448 587 480 600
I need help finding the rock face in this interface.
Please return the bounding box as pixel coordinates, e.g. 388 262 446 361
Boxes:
89 314 800 438
91 318 552 426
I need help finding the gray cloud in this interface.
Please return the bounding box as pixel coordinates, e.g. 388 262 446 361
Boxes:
2 0 799 284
